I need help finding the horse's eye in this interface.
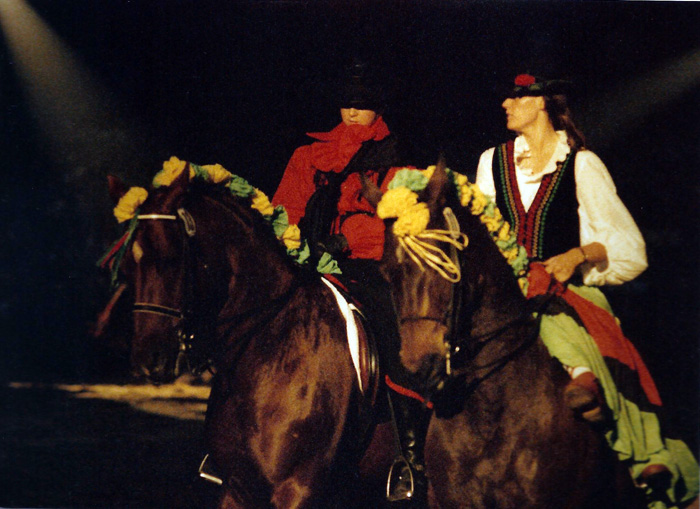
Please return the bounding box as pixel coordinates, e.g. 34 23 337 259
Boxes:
132 241 144 264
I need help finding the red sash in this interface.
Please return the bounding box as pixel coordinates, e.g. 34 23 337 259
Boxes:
527 263 662 406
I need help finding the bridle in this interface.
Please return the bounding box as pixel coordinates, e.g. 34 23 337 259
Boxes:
397 206 537 401
398 207 465 377
131 208 207 375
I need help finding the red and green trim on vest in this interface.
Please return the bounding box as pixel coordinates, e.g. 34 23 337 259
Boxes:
493 140 579 261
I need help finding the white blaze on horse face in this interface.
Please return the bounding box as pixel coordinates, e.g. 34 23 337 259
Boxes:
132 241 143 264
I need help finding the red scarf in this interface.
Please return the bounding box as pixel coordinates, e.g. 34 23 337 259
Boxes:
305 117 391 173
527 263 662 407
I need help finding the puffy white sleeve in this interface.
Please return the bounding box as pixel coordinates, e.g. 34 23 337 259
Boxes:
475 147 497 200
575 151 648 286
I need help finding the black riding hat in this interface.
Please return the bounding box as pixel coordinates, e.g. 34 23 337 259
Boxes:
507 74 573 98
337 59 386 112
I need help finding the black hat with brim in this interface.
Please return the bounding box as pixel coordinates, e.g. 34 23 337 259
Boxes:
507 74 573 98
337 59 385 112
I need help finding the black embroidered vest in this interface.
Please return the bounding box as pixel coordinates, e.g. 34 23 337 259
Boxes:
492 140 579 261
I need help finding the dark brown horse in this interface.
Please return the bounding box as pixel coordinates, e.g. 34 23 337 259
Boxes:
107 168 392 508
377 165 644 508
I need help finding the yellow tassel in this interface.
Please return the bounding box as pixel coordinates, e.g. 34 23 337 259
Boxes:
398 229 468 283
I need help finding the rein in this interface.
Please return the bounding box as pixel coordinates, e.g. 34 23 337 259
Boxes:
214 273 304 365
450 312 538 380
133 302 184 319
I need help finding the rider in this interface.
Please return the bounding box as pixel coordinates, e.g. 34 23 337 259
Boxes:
272 59 430 504
475 74 699 508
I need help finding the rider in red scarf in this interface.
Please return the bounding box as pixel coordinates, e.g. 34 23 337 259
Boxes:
273 60 428 504
273 114 398 260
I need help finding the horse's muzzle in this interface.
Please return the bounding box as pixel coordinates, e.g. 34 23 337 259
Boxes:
399 320 448 375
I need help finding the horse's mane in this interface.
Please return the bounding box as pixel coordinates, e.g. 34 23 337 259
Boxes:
103 158 341 281
380 166 529 293
187 179 292 261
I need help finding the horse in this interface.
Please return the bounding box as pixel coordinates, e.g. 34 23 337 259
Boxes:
375 164 645 508
106 166 394 508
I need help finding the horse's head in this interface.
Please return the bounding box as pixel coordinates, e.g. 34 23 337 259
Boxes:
379 160 531 398
108 168 199 383
378 161 467 383
107 164 299 383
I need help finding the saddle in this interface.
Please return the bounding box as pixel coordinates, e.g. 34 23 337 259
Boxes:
321 274 381 408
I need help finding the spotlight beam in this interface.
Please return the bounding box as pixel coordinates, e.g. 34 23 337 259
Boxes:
0 0 137 173
582 48 700 148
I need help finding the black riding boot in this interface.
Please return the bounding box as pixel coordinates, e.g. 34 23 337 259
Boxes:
387 391 431 506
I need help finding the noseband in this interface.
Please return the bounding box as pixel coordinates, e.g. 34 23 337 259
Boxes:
132 208 206 374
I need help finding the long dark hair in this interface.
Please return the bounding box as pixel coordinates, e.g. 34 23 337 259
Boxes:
544 94 586 151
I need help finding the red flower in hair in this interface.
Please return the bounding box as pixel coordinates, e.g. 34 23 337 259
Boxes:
514 74 536 87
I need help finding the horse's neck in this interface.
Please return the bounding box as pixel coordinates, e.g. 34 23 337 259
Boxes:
465 245 528 341
454 213 546 376
461 244 559 414
193 191 299 329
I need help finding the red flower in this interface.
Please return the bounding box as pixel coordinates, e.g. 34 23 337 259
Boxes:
514 74 536 87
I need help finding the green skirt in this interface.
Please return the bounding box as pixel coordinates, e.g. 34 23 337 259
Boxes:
538 284 698 508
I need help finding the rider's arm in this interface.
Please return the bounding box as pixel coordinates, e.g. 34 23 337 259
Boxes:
272 146 317 226
575 150 648 286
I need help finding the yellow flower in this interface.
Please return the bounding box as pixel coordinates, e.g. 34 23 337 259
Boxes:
470 185 488 215
153 156 192 187
454 172 468 187
251 189 274 216
377 187 419 219
201 163 233 184
422 165 435 180
481 213 502 233
393 203 430 237
459 183 473 207
503 246 520 262
114 187 148 223
518 277 529 294
281 224 301 250
497 222 511 241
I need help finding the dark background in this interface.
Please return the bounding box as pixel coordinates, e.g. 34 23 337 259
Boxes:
1 0 698 458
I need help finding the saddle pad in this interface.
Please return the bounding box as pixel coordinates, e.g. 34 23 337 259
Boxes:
320 277 364 393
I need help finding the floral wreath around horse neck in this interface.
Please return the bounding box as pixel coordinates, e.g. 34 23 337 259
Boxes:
102 156 341 283
377 166 529 292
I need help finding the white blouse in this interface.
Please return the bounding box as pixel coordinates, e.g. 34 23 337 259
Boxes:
476 131 648 286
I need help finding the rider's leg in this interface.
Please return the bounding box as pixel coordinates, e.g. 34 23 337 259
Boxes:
385 386 431 505
337 259 431 505
563 366 606 423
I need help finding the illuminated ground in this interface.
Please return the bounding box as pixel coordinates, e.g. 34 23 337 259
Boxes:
0 379 215 509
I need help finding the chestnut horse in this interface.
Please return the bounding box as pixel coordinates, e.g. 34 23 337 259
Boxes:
377 165 644 508
107 168 392 508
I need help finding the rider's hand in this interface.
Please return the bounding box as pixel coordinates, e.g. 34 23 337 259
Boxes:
542 248 585 283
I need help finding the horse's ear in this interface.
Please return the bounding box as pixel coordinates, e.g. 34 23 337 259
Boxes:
360 172 383 208
161 163 190 209
423 154 450 206
108 175 129 204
